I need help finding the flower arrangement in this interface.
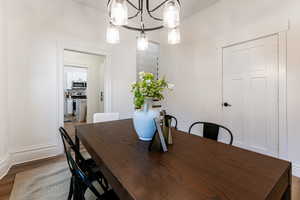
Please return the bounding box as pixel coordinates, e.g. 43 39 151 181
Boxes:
131 72 174 109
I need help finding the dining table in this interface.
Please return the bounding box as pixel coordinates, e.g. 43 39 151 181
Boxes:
75 119 292 200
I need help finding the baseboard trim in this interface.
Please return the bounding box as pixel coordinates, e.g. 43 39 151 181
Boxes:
293 163 300 178
0 144 61 179
0 154 11 179
2 144 300 179
10 144 60 165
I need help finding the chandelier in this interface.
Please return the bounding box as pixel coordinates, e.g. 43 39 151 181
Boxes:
106 0 181 50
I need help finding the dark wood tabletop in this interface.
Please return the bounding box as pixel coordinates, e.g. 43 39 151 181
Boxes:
75 119 291 200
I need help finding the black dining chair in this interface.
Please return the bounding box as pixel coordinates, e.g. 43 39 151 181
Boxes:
188 122 233 145
165 115 178 130
59 127 109 197
64 147 119 200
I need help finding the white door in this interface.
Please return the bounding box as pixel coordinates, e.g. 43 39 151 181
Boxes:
222 35 279 157
86 58 105 123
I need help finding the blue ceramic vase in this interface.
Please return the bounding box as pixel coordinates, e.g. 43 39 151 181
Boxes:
133 99 159 141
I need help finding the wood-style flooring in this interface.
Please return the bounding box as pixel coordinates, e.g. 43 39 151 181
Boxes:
0 122 299 200
0 155 66 200
0 122 83 200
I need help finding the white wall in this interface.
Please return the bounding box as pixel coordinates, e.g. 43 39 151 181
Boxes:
0 0 9 178
0 0 160 178
110 41 137 119
160 0 300 176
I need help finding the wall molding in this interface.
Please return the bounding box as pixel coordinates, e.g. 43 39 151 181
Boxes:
217 18 289 48
0 144 61 179
0 154 11 179
56 41 113 154
293 163 300 178
278 32 288 160
10 144 60 165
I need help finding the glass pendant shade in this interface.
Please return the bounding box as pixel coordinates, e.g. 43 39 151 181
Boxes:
108 0 128 26
163 0 180 29
137 33 149 51
168 27 181 44
106 24 120 44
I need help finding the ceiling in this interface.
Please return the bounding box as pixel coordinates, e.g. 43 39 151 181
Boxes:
73 0 218 19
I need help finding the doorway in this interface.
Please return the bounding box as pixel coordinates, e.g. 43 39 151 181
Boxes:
222 35 279 157
63 49 106 135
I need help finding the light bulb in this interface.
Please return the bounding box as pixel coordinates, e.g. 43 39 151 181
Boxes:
168 27 181 44
137 33 149 51
108 0 128 26
106 24 120 44
163 0 180 29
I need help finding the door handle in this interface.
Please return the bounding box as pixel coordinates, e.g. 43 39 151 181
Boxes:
223 102 232 107
100 92 104 102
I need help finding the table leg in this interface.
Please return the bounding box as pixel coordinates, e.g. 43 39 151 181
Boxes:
282 166 292 200
281 185 291 200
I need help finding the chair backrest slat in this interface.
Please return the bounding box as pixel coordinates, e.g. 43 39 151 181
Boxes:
188 122 233 145
203 123 219 141
59 127 86 167
59 127 103 198
165 115 178 130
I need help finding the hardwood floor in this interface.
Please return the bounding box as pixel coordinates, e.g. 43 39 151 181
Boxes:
0 122 299 200
64 121 87 152
293 176 300 200
64 121 86 138
0 122 84 200
0 155 66 200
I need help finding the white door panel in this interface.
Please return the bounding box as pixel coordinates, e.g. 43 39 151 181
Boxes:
223 35 279 157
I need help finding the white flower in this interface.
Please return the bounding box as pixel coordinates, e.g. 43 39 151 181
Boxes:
139 71 145 80
167 83 175 89
146 79 151 85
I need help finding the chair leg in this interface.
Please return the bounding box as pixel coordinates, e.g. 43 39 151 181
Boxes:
96 177 109 193
68 176 74 200
74 176 83 200
75 182 84 200
103 177 109 191
87 183 103 199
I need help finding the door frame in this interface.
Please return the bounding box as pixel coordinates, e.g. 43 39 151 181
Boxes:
56 42 112 153
219 32 288 160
